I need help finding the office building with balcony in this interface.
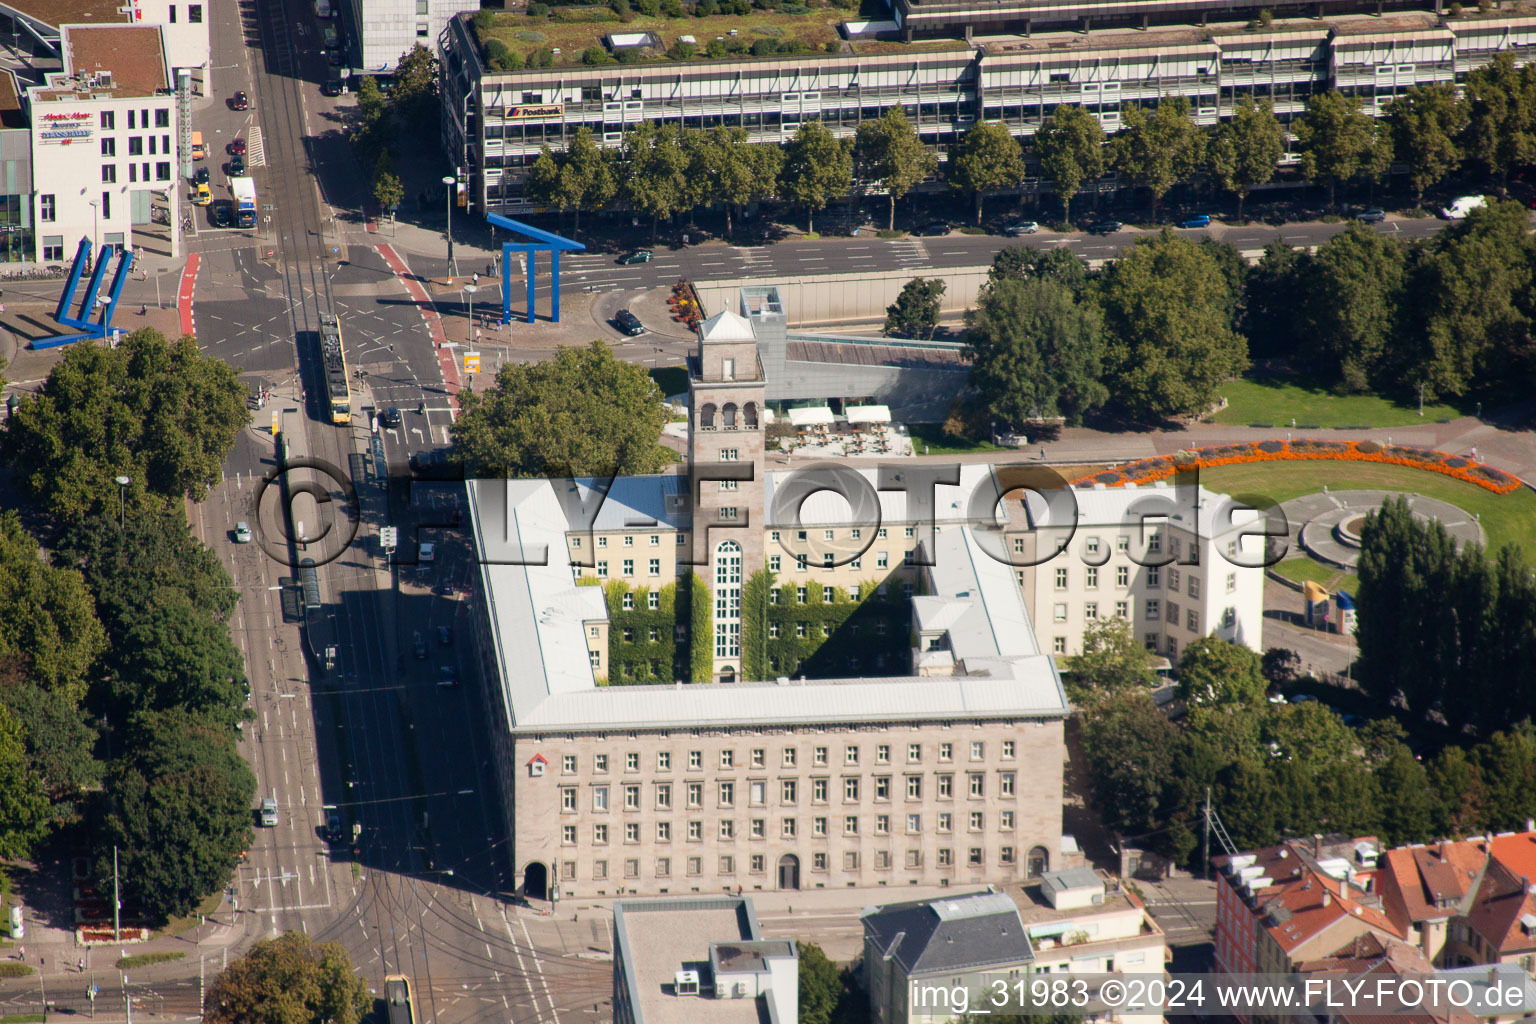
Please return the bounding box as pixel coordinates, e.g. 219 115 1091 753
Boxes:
439 0 1536 215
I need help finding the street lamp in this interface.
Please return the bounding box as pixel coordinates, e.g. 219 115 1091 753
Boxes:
442 174 457 281
462 283 478 339
88 199 99 257
113 475 129 528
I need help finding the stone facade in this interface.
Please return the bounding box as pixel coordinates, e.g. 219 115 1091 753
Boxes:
512 718 1065 899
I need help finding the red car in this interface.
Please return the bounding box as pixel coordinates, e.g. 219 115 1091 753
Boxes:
231 91 250 111
229 137 247 156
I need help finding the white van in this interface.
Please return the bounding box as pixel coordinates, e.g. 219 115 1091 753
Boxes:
1440 195 1487 220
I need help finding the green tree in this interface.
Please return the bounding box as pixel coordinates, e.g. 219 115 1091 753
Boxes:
389 44 441 136
779 122 853 234
1176 636 1267 709
620 122 690 241
0 512 106 704
798 941 842 1024
1067 617 1157 704
557 127 617 232
1110 96 1204 218
988 245 1090 294
525 145 564 212
113 598 250 729
1299 222 1407 391
1207 97 1285 220
854 107 937 231
450 341 672 478
1034 105 1105 227
964 277 1107 427
1401 199 1536 400
945 120 1025 225
685 127 781 235
1428 745 1485 835
1242 241 1306 360
372 151 404 215
884 278 945 339
1099 231 1249 420
1384 84 1467 201
0 674 99 818
1375 743 1435 845
1079 691 1179 836
0 702 49 858
98 709 256 922
1462 51 1536 180
2 329 247 522
204 932 371 1024
1474 721 1536 831
1292 90 1393 209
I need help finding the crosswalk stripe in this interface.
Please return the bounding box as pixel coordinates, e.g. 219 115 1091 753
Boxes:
247 126 266 167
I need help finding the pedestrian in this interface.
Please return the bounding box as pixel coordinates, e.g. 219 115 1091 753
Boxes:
1039 447 1046 461
17 945 22 960
77 957 83 972
140 303 147 316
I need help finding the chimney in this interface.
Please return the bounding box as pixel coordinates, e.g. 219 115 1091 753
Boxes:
1440 841 1449 858
1526 818 1534 833
1322 892 1332 907
1313 834 1323 858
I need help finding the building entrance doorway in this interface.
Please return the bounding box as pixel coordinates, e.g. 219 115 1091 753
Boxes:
777 854 800 890
523 861 548 900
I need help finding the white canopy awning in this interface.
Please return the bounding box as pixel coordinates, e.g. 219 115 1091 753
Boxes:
845 404 892 424
788 406 835 427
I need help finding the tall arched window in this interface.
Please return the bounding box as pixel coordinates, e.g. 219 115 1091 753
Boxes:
714 540 741 661
722 403 738 429
743 402 759 428
699 403 717 429
1027 846 1050 878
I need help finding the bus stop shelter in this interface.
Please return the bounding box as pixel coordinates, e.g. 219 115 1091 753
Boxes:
488 213 585 324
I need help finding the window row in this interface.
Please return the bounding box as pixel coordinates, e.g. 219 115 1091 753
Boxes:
96 108 173 131
566 845 1015 881
559 771 1014 811
560 740 1015 774
559 809 1017 843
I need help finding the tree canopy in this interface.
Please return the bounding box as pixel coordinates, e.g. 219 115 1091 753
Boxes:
884 278 945 340
1032 106 1105 225
1098 231 1248 420
2 328 247 522
854 108 937 230
1066 617 1158 704
778 122 853 234
1111 96 1204 216
205 932 371 1024
946 121 1025 225
1207 98 1284 218
98 709 256 922
1293 90 1392 208
1385 84 1467 200
963 277 1107 427
450 341 672 478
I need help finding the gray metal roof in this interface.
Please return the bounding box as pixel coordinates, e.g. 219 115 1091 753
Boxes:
862 891 1035 977
1041 867 1103 895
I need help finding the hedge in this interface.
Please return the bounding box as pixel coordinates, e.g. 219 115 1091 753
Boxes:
764 578 908 678
601 580 685 684
690 573 712 682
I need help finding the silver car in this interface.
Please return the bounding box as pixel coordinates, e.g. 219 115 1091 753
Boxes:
259 797 278 827
1004 221 1040 236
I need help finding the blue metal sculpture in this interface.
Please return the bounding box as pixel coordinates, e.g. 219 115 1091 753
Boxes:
487 213 585 325
35 238 136 349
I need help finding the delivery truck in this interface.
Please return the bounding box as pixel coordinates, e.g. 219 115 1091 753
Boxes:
231 176 257 229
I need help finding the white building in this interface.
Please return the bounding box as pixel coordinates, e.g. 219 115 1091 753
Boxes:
613 896 799 1024
7 0 211 94
28 24 181 264
1012 481 1267 661
344 0 472 72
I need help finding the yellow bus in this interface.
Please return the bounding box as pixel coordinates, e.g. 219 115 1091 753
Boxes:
318 313 351 424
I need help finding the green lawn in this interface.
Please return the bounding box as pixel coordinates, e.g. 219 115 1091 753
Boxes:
649 365 688 398
481 8 843 66
1210 378 1466 428
1274 557 1360 596
1198 461 1536 558
906 424 1006 455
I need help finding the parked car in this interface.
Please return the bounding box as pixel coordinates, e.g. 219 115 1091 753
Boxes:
234 521 253 543
380 406 402 428
321 75 344 97
413 631 427 659
915 222 951 236
326 812 341 840
259 797 279 827
1085 217 1123 234
1179 214 1212 229
1355 208 1386 223
617 249 652 265
1003 221 1039 236
229 137 247 156
1440 195 1487 219
615 309 645 335
231 91 250 111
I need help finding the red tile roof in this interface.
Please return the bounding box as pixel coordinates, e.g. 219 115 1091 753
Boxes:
1379 842 1490 932
1465 855 1536 956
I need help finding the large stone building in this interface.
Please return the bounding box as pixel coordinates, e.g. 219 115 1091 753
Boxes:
438 0 1536 214
464 301 1265 901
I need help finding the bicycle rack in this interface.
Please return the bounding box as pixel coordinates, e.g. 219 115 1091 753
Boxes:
32 239 135 350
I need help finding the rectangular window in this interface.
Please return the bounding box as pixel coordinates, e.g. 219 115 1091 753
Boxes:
562 824 576 844
594 859 608 879
938 775 953 798
1227 572 1238 593
1117 565 1130 587
814 746 828 766
938 849 953 867
1085 602 1099 620
101 138 116 157
657 752 671 771
595 754 608 773
721 750 734 769
561 788 576 812
938 812 952 832
1053 636 1067 654
969 848 984 866
718 781 734 807
844 815 859 835
783 748 797 768
1116 600 1129 618
781 780 797 803
968 773 984 797
655 783 671 809
813 816 827 837
1000 772 1016 796
782 818 797 838
1086 566 1098 589
1146 599 1161 620
969 811 984 831
596 561 608 578
939 743 952 762
1190 576 1201 598
906 776 922 799
719 820 735 839
592 786 609 811
657 822 671 841
1148 566 1161 587
624 823 639 843
845 745 859 766
1170 568 1181 591
1188 608 1200 631
189 3 202 21
970 741 984 761
874 776 890 800
100 111 114 130
128 136 143 156
687 821 702 841
769 555 781 572
844 778 859 802
906 849 922 868
562 755 577 774
906 813 921 833
750 780 766 806
822 585 835 601
656 856 671 876
101 165 117 184
1002 740 1015 759
621 559 633 576
1001 810 1015 830
155 109 170 128
875 814 889 835
750 818 765 838
908 743 921 762
594 824 608 844
688 750 702 771
719 854 734 873
876 552 888 568
1055 568 1068 589
40 195 56 222
812 778 828 802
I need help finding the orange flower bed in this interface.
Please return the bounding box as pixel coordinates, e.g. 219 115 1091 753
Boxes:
1069 439 1523 495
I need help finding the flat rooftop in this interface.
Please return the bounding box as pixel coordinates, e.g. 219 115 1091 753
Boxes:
0 72 25 130
42 24 168 101
616 902 764 1024
6 0 126 31
785 337 968 371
